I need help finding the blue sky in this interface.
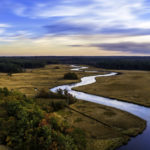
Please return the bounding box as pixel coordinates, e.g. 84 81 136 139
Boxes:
1 0 150 56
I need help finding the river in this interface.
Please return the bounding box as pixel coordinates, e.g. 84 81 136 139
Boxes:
51 65 150 150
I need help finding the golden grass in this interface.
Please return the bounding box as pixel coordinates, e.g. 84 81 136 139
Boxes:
0 64 99 97
74 70 150 107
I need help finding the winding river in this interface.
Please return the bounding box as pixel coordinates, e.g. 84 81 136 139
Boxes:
51 65 150 150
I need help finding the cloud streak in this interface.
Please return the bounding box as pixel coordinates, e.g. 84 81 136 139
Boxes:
44 21 97 35
91 42 150 54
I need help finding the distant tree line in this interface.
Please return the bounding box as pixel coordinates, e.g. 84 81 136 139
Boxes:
1 56 150 73
0 57 47 73
0 63 23 73
46 56 150 71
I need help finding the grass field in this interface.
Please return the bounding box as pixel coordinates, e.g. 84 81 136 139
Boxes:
0 65 147 150
74 69 150 107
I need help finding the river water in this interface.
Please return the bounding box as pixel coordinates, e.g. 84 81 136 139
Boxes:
51 65 150 150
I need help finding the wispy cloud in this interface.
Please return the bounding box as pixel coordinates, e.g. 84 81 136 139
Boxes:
3 0 150 32
11 1 90 18
0 23 12 38
44 21 96 35
9 0 150 36
9 0 150 27
0 29 5 35
0 30 34 43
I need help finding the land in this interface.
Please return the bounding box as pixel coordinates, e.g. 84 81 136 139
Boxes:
74 69 150 107
0 64 147 150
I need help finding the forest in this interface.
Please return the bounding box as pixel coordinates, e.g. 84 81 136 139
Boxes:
0 56 150 73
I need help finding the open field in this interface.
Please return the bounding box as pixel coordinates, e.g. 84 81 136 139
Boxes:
74 69 150 107
0 65 147 150
58 100 146 150
0 64 100 97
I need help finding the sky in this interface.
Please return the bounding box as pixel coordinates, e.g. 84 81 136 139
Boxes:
1 0 150 56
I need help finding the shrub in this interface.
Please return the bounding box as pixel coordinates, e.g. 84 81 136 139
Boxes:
36 89 50 98
51 101 66 111
36 89 77 106
53 66 60 69
63 72 78 80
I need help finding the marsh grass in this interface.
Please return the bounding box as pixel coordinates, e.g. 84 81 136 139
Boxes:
57 100 146 150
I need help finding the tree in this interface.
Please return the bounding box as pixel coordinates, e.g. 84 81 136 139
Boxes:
63 72 78 80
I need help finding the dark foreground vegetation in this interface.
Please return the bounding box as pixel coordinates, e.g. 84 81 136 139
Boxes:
0 88 86 150
1 56 150 73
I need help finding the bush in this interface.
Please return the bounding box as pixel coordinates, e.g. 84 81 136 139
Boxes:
63 72 78 80
36 89 50 98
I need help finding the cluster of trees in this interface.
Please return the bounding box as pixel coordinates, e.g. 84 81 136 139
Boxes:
0 88 86 150
63 72 78 80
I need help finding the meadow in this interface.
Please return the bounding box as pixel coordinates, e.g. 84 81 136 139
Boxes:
74 69 150 107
